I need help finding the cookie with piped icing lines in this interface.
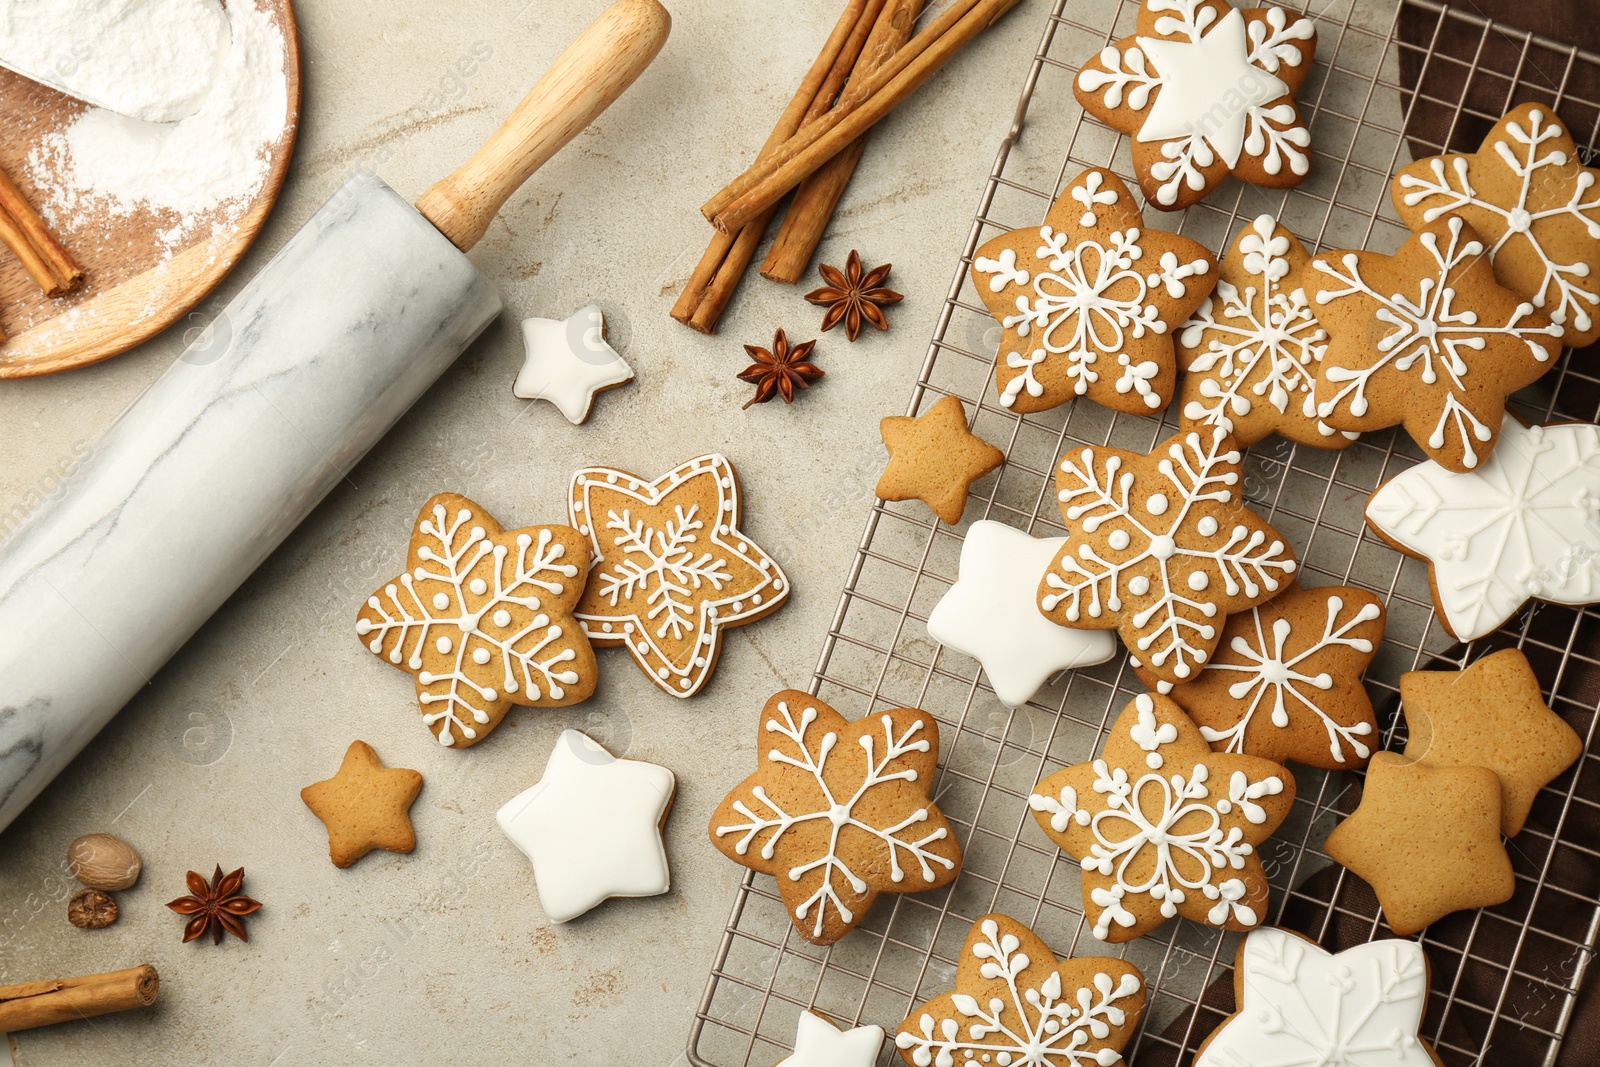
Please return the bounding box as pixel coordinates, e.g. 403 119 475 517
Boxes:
1364 414 1600 642
1304 214 1564 472
1028 693 1296 942
1038 424 1299 686
1393 103 1600 350
970 167 1215 415
1073 0 1317 211
568 453 790 698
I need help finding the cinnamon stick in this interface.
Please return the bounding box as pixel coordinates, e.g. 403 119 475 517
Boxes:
704 0 1024 234
762 0 924 284
0 163 84 298
0 965 159 1033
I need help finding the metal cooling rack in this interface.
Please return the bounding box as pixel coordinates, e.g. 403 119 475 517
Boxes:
687 0 1600 1063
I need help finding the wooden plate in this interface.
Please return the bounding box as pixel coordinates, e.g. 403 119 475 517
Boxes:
0 0 301 379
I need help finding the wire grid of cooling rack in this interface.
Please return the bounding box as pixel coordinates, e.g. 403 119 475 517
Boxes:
688 0 1600 1064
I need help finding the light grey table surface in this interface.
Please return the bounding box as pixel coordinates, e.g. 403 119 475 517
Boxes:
0 1 1040 1063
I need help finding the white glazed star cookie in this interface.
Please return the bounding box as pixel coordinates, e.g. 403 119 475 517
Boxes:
513 305 634 424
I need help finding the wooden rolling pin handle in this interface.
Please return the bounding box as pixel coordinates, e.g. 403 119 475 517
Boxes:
416 0 670 251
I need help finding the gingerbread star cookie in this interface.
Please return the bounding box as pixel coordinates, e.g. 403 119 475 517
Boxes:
300 741 424 869
1323 752 1514 936
894 914 1145 1067
1402 649 1581 837
1178 214 1354 448
709 691 962 945
1039 425 1299 685
1135 584 1385 771
971 168 1215 415
357 494 597 748
1028 693 1296 942
1074 0 1316 210
568 453 789 698
877 395 1004 524
1394 103 1600 350
1306 214 1564 472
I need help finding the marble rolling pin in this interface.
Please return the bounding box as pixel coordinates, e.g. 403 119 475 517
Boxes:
0 0 670 834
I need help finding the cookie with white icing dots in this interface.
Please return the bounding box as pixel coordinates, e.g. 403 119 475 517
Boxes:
1393 102 1600 350
568 453 789 698
1074 0 1317 210
1305 214 1565 472
894 914 1146 1067
1028 693 1296 942
1038 425 1299 686
356 494 597 748
1364 415 1600 641
1134 583 1385 771
970 167 1216 415
709 691 962 945
1178 214 1353 448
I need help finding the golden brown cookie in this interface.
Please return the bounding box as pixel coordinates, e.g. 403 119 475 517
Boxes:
301 741 423 869
1401 648 1582 837
709 691 962 945
357 494 597 748
1135 584 1385 770
1323 751 1514 936
1393 103 1600 350
1038 425 1299 685
1028 693 1295 942
970 168 1216 414
1074 0 1316 210
1305 214 1564 472
568 454 789 697
894 914 1145 1067
876 395 1004 524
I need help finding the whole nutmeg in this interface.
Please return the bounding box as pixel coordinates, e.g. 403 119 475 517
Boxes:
68 888 119 929
67 833 142 891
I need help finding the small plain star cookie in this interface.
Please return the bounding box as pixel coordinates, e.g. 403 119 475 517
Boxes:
300 741 423 869
876 395 1004 524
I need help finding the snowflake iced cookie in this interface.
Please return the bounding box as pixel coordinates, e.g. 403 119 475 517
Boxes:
1178 214 1354 448
357 494 597 748
1074 0 1316 210
877 395 1005 525
1133 584 1385 770
568 454 789 698
1193 927 1444 1067
1305 214 1565 472
1038 425 1299 686
894 914 1145 1067
513 305 635 425
1028 693 1295 941
970 167 1216 415
1365 415 1600 641
709 691 962 945
1393 103 1600 350
779 1011 885 1067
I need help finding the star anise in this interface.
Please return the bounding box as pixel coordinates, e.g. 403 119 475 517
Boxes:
805 250 903 341
167 865 262 945
738 328 824 408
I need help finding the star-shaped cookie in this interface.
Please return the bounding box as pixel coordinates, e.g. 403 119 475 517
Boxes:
356 494 598 748
1365 415 1600 641
1401 649 1581 837
1028 693 1295 941
709 691 962 945
1039 425 1299 685
971 168 1216 414
300 741 424 869
496 730 675 923
1394 103 1600 350
1305 214 1564 472
894 914 1146 1067
876 395 1004 524
1135 584 1385 770
1323 752 1514 936
1074 0 1316 210
927 520 1116 707
780 1011 884 1067
513 305 634 424
568 454 789 697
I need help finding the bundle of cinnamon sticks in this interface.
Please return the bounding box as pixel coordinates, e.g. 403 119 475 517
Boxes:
672 0 1021 333
0 161 85 342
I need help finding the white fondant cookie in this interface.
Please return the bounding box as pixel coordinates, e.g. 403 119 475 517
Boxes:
514 305 634 424
779 1011 884 1067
